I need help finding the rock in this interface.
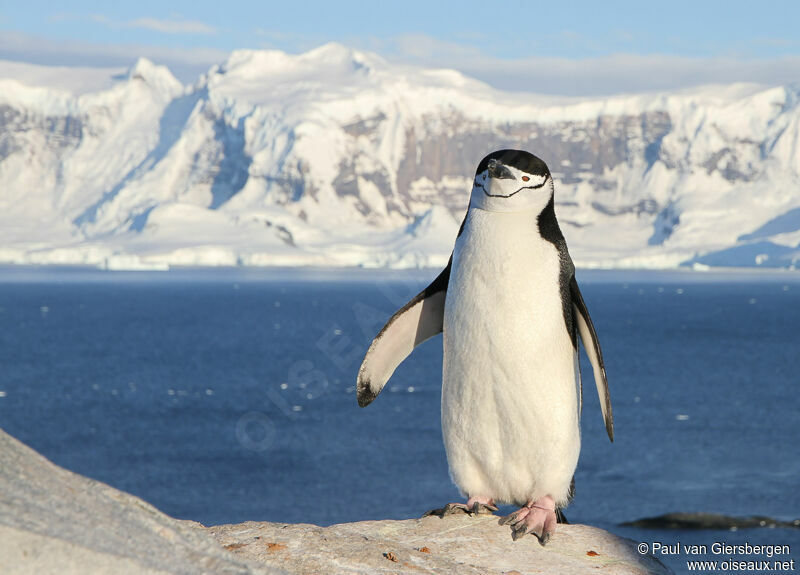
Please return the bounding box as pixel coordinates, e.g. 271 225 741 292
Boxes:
0 425 669 574
0 428 280 575
622 512 800 530
209 516 672 574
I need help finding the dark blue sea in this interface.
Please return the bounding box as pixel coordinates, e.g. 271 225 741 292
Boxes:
1 266 798 573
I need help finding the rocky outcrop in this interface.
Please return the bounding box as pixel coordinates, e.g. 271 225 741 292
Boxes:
0 428 279 575
0 426 669 574
209 517 672 575
622 512 800 530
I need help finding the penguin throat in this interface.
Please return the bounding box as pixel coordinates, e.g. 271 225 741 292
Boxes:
470 203 542 214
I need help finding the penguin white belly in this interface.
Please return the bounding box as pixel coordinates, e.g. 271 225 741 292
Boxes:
442 209 580 507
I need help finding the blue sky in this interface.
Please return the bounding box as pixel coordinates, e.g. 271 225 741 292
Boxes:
2 0 799 94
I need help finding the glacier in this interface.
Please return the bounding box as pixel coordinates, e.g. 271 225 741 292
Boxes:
1 43 799 270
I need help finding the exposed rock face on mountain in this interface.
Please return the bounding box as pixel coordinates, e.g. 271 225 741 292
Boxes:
0 425 669 574
1 45 799 269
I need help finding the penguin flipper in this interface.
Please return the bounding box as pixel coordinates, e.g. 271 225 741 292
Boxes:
570 277 614 441
356 260 451 407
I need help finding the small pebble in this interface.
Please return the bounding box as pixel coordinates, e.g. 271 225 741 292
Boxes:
384 551 398 562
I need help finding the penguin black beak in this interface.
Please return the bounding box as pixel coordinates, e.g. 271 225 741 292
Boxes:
487 159 515 180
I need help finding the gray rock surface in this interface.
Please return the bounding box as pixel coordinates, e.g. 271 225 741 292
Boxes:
1 425 669 574
209 516 672 574
0 428 279 575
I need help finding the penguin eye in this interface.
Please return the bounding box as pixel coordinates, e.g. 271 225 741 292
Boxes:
482 174 486 180
522 176 530 182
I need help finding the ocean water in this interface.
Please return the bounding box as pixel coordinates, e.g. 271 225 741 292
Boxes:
0 267 798 572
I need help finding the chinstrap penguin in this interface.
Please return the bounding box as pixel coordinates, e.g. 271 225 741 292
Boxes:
357 149 614 544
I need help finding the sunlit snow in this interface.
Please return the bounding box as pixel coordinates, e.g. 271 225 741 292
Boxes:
1 44 799 270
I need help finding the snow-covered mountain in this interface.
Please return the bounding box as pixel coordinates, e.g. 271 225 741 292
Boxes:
1 44 799 270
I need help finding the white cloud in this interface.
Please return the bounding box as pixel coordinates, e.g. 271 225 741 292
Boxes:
0 31 227 83
462 53 800 96
2 30 799 96
130 17 216 35
90 14 217 35
366 34 800 96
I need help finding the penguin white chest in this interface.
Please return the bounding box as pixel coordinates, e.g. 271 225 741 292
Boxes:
441 208 580 506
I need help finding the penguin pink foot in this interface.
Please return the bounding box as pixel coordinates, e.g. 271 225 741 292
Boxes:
423 495 498 517
499 495 557 544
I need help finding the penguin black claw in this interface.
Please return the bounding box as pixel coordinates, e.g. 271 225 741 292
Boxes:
470 502 498 515
499 513 520 527
538 532 551 546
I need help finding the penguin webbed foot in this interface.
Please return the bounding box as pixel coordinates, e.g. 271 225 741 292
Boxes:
423 497 498 518
499 496 558 545
423 502 470 518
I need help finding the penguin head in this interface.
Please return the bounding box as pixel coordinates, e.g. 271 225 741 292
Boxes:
470 149 553 213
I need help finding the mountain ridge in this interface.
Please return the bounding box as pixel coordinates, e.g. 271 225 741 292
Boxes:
1 46 799 270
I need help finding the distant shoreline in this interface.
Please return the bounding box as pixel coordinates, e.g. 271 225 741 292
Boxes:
1 263 799 284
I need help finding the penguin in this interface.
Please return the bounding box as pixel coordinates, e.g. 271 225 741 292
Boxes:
357 149 613 544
